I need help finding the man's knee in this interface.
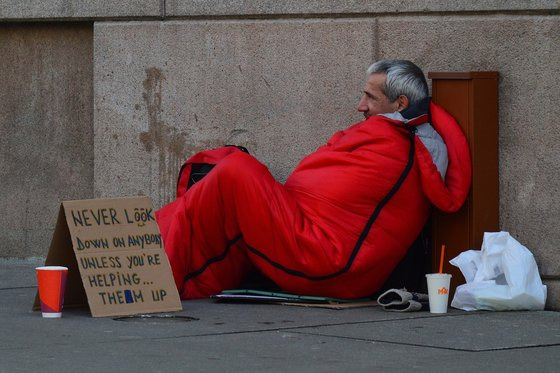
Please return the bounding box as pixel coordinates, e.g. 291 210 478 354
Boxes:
214 151 269 184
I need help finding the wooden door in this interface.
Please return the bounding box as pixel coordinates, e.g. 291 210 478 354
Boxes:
428 72 499 296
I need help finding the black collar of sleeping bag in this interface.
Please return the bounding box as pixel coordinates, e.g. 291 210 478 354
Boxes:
400 96 430 120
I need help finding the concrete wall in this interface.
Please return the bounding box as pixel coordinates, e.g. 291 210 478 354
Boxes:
0 23 93 257
1 1 559 306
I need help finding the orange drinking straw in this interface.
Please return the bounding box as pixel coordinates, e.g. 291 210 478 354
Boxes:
439 244 446 274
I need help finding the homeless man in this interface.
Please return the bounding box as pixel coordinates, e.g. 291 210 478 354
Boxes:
156 59 471 300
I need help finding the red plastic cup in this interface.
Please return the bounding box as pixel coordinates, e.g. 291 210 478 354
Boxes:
36 266 68 318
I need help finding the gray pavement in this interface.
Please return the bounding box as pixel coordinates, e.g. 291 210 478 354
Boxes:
2 259 560 372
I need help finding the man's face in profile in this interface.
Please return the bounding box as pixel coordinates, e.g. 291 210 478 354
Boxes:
357 73 398 119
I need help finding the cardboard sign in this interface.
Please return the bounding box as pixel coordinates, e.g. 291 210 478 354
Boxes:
34 196 182 317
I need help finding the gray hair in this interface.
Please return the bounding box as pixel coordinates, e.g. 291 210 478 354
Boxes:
366 60 428 106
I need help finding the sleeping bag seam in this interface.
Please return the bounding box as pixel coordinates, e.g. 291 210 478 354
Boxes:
183 234 243 282
246 128 416 281
182 128 416 283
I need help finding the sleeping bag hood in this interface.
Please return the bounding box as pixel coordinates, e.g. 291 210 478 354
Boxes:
400 98 471 212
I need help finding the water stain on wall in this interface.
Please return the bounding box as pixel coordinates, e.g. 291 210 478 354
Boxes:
140 67 187 205
139 68 243 205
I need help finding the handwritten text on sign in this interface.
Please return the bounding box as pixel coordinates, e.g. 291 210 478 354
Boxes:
62 197 181 317
67 207 162 250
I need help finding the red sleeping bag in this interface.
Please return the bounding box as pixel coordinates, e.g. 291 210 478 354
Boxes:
156 101 471 299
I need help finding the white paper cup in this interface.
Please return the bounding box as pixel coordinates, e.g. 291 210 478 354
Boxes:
425 273 452 314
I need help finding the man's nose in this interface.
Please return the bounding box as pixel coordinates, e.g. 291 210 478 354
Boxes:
357 96 367 112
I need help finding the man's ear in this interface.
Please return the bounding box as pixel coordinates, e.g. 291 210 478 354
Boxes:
396 95 409 111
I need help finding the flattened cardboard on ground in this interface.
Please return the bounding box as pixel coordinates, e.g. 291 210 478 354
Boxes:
33 196 182 317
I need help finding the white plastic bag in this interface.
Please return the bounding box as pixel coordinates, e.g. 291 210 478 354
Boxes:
450 231 547 311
